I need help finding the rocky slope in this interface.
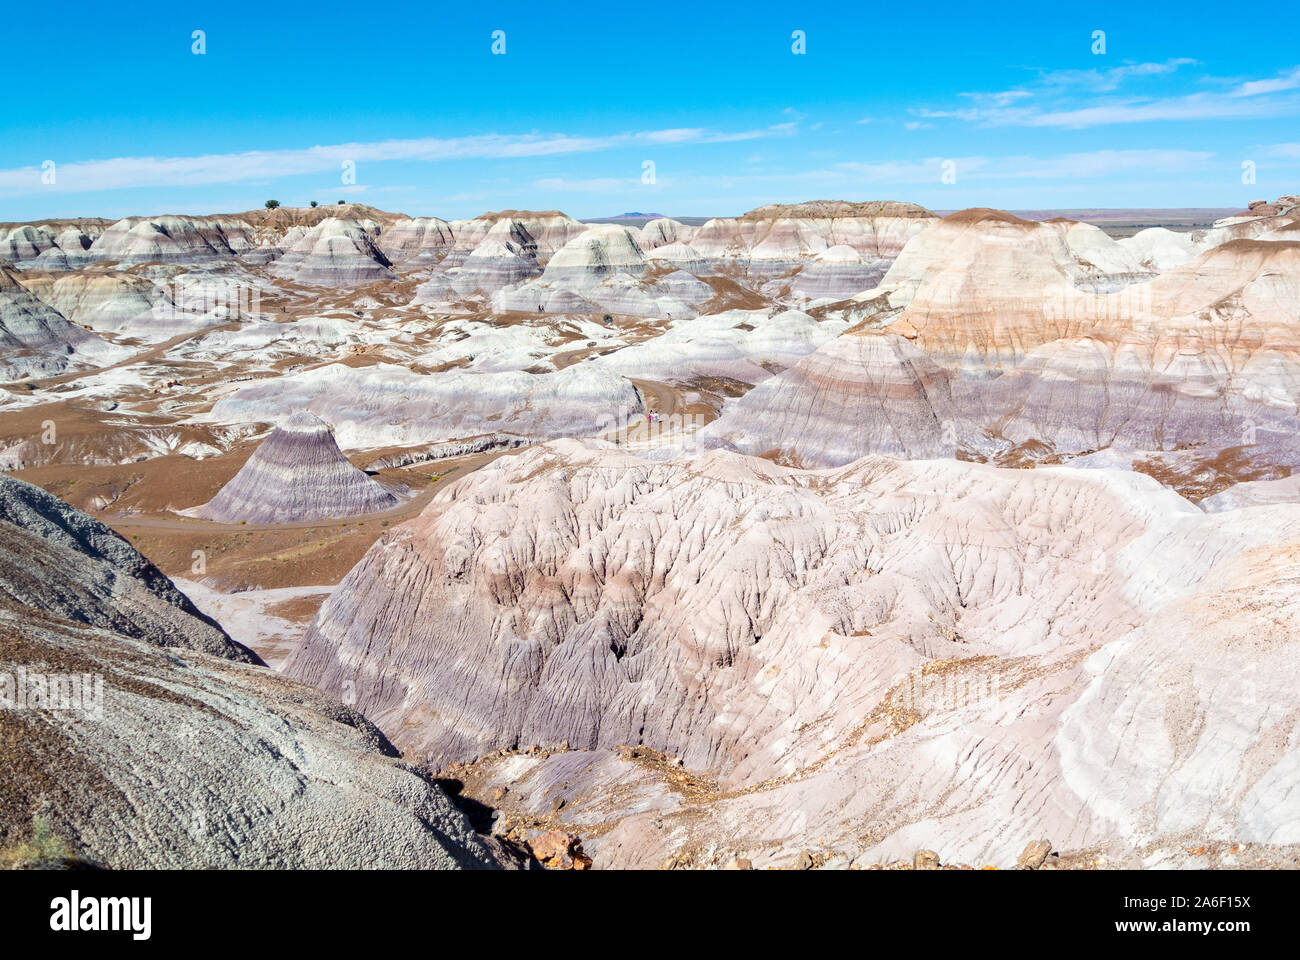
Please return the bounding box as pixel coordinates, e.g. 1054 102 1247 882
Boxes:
378 216 456 266
0 220 106 270
699 332 957 464
3 191 1298 870
413 211 590 302
691 201 937 285
0 473 252 661
268 217 396 285
0 474 502 869
591 307 845 385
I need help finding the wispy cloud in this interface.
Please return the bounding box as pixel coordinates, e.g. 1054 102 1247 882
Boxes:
1230 65 1300 98
1034 58 1200 92
959 89 1032 108
679 148 1217 193
913 61 1300 129
1249 142 1300 160
835 148 1214 184
0 125 792 197
948 59 1198 112
925 93 1298 128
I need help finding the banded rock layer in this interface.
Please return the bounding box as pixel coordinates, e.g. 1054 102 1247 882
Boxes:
207 361 644 449
268 218 395 285
0 261 125 380
192 412 399 523
708 213 1300 469
494 225 713 317
700 332 957 464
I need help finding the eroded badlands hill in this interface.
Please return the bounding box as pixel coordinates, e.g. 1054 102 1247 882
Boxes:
4 194 1300 869
284 439 1300 868
704 201 1300 486
191 411 400 523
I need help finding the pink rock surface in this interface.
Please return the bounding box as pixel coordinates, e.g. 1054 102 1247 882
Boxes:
286 439 1300 866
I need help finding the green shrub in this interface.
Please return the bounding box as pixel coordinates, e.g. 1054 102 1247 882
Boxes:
0 815 75 869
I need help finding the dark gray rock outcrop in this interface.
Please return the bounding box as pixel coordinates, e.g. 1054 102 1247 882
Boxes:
0 477 501 869
0 473 253 662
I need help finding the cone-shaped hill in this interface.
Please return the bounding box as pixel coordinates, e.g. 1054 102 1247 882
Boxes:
193 412 399 523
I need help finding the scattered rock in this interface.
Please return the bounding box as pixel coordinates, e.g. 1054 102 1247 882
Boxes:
1017 840 1054 870
914 848 941 870
528 830 591 870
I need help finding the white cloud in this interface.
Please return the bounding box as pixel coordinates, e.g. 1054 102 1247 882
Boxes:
1231 65 1300 98
914 61 1300 129
1035 58 1200 92
918 91 1298 128
1249 142 1300 160
837 148 1213 184
836 156 984 183
600 148 1220 204
959 89 1032 107
0 125 789 197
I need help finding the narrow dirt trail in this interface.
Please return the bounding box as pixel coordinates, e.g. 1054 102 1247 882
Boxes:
628 377 680 417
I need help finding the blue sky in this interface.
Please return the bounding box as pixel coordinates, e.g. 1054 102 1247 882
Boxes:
2 0 1299 220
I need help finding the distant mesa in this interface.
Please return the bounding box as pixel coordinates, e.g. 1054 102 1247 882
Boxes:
941 206 1038 227
583 212 671 223
191 411 399 524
